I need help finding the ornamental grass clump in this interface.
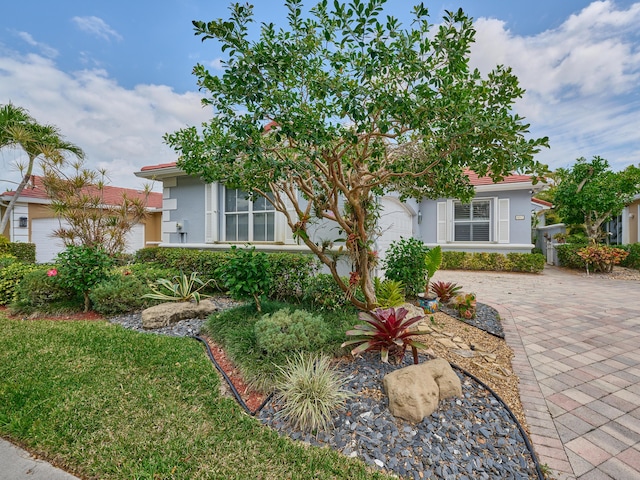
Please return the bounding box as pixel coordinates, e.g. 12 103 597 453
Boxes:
342 307 427 365
274 352 352 433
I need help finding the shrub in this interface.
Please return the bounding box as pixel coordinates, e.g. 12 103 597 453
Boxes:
383 237 430 296
302 274 358 312
0 262 39 305
620 243 640 270
275 353 352 433
255 308 329 356
374 278 405 308
0 253 17 269
135 247 317 301
506 253 546 273
10 268 81 314
89 274 158 315
216 246 271 312
342 307 427 364
556 242 589 269
0 240 36 263
55 245 113 311
577 245 628 273
265 253 318 301
441 251 545 273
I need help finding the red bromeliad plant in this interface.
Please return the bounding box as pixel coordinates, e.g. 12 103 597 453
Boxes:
341 307 428 365
430 281 462 303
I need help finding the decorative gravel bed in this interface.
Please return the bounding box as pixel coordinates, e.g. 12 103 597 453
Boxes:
259 351 539 480
108 301 541 480
439 302 505 338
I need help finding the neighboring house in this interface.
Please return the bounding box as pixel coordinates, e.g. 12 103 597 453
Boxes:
135 163 542 267
531 197 553 228
1 176 163 263
620 194 640 245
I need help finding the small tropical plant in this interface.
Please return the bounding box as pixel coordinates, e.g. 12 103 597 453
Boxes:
143 272 212 304
424 245 442 294
216 245 271 312
342 307 427 365
274 352 352 433
452 292 477 319
382 237 430 297
374 278 405 308
55 245 112 312
430 281 462 303
576 244 628 274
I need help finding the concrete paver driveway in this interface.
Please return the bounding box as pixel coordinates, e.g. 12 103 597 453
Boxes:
436 266 640 480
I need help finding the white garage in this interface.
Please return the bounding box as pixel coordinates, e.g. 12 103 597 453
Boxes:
31 218 145 264
376 196 414 277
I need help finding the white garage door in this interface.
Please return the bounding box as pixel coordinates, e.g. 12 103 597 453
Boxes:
376 197 414 277
32 219 146 263
31 218 69 264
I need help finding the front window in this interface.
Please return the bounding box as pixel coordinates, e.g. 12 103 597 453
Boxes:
454 200 491 241
224 188 275 241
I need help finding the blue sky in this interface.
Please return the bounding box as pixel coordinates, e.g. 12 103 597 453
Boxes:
1 0 639 189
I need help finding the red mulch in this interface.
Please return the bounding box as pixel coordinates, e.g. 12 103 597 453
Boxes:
200 334 267 412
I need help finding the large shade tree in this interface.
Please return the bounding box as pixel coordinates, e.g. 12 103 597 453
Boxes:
166 0 549 310
554 156 640 244
0 103 85 235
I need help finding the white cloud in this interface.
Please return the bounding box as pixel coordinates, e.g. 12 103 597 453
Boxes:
71 16 123 42
0 52 211 190
469 1 640 171
16 31 58 58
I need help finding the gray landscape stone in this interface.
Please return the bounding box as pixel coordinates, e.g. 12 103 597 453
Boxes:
383 358 462 424
141 300 218 329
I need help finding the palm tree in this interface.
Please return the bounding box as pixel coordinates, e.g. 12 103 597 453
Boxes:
0 103 85 235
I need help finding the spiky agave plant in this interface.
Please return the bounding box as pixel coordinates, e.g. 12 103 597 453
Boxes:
341 307 428 364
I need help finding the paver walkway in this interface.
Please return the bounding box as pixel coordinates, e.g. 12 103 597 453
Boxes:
436 266 640 480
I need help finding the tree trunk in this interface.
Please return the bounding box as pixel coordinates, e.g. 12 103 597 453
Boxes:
0 164 35 235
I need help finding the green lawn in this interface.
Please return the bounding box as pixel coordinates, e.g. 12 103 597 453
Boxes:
0 315 391 480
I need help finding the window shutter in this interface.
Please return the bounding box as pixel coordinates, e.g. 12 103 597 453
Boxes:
436 201 447 244
497 198 510 243
205 183 219 243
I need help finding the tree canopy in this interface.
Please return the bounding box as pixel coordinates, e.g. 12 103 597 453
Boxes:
165 0 549 310
554 156 640 244
0 103 85 235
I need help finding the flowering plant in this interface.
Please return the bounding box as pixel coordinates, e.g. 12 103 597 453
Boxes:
47 268 58 277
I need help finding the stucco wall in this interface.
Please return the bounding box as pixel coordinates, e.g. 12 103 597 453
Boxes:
162 176 207 244
417 189 533 252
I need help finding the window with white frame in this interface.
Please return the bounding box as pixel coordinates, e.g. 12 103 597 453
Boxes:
454 200 491 241
224 188 275 242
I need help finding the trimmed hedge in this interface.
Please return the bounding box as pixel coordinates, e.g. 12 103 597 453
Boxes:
0 241 36 263
620 243 640 270
555 242 589 269
441 251 545 273
135 247 318 301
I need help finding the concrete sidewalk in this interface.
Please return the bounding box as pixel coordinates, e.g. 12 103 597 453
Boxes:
0 438 79 480
436 266 640 480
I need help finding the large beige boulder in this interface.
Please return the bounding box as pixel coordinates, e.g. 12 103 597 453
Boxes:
141 300 218 329
383 358 462 424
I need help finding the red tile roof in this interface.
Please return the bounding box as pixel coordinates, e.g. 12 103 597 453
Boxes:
139 162 535 187
2 175 162 209
532 197 553 207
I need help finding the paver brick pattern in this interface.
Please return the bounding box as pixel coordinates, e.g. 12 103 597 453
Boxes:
436 266 640 480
